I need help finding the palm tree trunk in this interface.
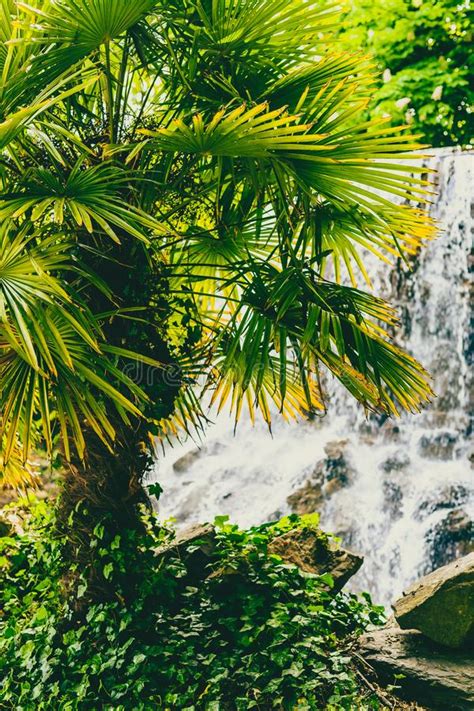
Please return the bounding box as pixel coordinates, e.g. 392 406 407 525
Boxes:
56 417 154 601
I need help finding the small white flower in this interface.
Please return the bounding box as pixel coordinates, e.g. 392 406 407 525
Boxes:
383 69 392 83
395 97 411 110
431 85 443 101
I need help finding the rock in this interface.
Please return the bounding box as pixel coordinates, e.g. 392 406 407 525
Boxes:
172 448 203 473
360 625 474 710
162 483 210 524
380 421 402 442
323 477 347 498
172 442 226 475
393 552 474 648
268 527 363 593
425 508 474 571
287 440 354 515
380 453 410 473
287 479 323 515
172 523 216 553
424 349 464 425
383 480 404 521
155 523 216 578
321 439 354 489
323 439 348 459
415 483 469 521
418 431 458 460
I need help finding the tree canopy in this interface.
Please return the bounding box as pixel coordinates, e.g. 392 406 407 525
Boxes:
0 0 436 487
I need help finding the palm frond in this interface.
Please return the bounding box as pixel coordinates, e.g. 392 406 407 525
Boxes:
158 0 337 62
0 0 437 463
0 225 154 462
0 75 96 149
0 161 166 243
263 53 376 108
0 441 37 490
30 0 156 49
143 102 332 157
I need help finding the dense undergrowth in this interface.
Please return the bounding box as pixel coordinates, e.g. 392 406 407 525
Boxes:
0 498 386 710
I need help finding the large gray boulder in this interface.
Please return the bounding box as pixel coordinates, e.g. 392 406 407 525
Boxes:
360 625 474 711
393 552 474 648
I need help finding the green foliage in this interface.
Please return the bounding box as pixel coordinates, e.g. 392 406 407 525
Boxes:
0 499 386 709
335 0 473 147
0 0 437 482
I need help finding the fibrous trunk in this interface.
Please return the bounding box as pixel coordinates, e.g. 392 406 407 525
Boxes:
56 417 154 601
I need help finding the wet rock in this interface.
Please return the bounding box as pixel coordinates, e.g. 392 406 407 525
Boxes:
415 483 469 521
164 483 210 524
380 421 402 442
358 415 390 441
287 479 323 515
425 509 474 571
425 349 463 424
320 502 358 549
393 552 474 648
418 431 458 460
268 528 363 593
379 454 409 521
287 440 354 515
388 546 402 578
380 453 410 473
172 448 203 473
383 480 404 521
360 625 474 710
319 440 354 492
323 439 348 460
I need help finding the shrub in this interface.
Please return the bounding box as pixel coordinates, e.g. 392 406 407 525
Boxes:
0 499 385 710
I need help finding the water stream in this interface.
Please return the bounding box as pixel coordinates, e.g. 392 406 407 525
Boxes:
153 148 473 605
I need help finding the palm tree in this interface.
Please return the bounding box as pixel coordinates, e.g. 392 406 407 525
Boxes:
1 0 435 541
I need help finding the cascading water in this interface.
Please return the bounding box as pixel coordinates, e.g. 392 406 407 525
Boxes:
153 147 473 605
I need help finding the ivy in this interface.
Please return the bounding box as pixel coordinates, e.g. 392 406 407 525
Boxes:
0 499 385 709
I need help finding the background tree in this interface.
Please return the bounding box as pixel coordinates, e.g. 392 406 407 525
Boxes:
0 0 435 550
334 0 473 147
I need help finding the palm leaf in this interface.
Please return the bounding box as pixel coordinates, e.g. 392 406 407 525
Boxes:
0 161 166 243
143 102 331 157
159 0 337 62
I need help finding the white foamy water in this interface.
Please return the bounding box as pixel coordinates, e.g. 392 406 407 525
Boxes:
153 148 473 605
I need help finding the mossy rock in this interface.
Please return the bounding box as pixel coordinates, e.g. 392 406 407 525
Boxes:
393 553 474 649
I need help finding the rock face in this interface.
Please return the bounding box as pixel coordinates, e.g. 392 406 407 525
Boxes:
416 483 470 521
418 431 458 460
425 508 474 570
268 528 363 593
287 479 323 515
287 440 354 515
360 626 474 711
393 553 474 648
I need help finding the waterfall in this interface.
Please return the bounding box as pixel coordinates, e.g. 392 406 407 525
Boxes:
154 148 473 605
